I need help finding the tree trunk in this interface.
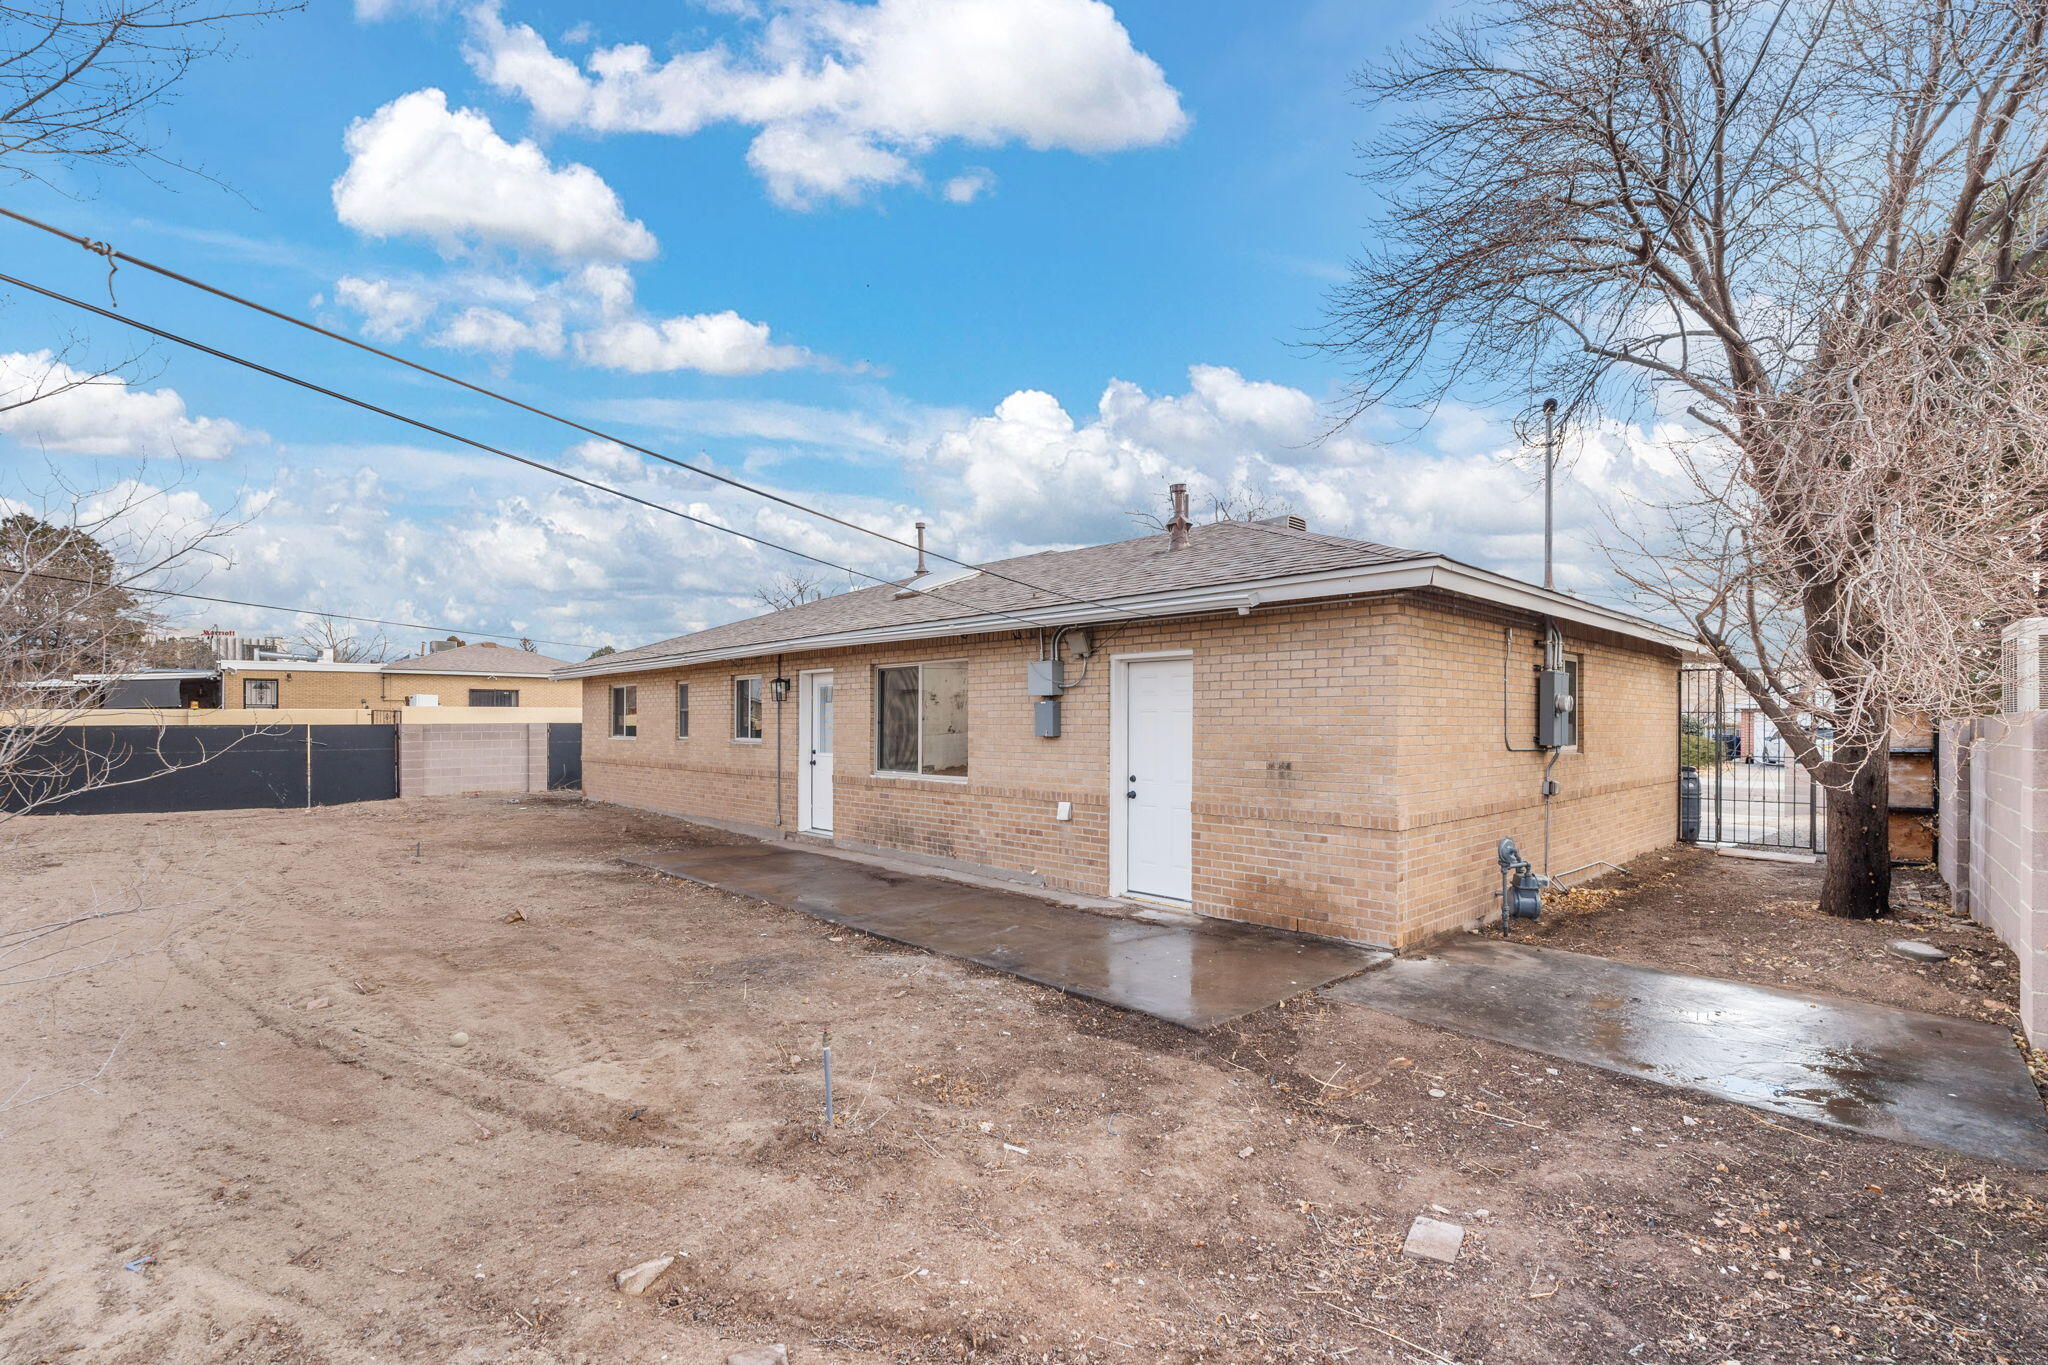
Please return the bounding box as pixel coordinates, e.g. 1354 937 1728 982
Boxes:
1819 743 1890 919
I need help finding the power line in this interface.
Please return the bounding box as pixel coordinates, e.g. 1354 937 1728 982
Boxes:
11 568 602 652
0 206 1155 625
0 268 1122 642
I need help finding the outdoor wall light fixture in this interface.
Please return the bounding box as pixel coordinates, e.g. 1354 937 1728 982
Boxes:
770 677 791 701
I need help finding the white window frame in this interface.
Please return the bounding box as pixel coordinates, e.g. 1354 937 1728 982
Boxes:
872 659 970 782
609 684 638 738
243 677 279 709
676 682 691 739
732 675 763 743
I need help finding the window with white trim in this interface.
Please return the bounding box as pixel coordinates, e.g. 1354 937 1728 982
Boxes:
732 676 762 741
610 684 638 737
469 688 519 706
243 677 278 709
875 661 968 777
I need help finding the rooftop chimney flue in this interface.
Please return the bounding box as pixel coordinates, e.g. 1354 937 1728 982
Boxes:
1167 482 1191 551
913 520 929 576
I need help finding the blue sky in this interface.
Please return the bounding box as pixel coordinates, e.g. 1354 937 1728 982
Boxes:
0 0 1677 658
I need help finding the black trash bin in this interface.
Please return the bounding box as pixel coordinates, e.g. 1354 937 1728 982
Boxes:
1679 765 1703 842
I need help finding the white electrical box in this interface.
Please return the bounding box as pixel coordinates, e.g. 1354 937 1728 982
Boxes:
407 694 441 707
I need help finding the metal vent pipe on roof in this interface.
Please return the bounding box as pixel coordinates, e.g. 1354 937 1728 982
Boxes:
913 520 929 576
1167 482 1191 550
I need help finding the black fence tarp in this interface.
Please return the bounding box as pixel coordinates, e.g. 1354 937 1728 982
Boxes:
1 725 399 815
546 723 582 791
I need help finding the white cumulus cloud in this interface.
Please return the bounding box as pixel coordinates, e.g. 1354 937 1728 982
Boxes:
332 88 657 262
0 351 260 460
575 310 810 376
465 0 1187 208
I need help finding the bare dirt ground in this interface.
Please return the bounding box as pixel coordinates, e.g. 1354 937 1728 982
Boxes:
2 798 2044 1365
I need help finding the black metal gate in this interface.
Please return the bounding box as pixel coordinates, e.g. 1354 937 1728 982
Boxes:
1679 666 1824 851
545 722 582 791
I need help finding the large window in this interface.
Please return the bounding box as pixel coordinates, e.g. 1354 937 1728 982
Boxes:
875 661 969 777
469 688 519 707
733 676 763 741
610 684 638 737
676 683 691 738
243 677 278 709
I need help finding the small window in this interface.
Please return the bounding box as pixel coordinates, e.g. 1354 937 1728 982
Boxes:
469 688 519 707
243 677 279 709
875 660 969 777
676 683 691 738
733 677 762 741
610 684 638 737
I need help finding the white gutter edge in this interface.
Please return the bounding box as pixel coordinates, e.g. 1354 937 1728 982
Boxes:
555 557 1701 682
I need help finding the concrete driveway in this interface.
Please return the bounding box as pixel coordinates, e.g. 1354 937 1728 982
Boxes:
1326 938 2048 1169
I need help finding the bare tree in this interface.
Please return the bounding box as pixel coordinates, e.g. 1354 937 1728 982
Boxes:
752 570 835 613
1321 0 2048 917
1130 480 1296 530
1 476 239 822
2 0 300 188
290 616 387 664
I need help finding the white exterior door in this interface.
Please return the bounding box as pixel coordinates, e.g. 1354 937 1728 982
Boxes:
1121 656 1193 903
800 671 835 833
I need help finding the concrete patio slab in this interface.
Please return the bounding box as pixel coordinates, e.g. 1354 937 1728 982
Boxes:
630 843 1386 1030
1325 938 2048 1168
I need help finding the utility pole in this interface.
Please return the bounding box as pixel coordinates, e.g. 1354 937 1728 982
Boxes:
1541 397 1558 590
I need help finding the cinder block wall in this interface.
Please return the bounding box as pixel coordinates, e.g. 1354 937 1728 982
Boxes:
398 723 550 797
580 594 1680 948
1940 714 2047 1046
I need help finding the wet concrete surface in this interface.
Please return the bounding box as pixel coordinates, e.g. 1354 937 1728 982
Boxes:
629 843 1387 1030
1326 938 2048 1169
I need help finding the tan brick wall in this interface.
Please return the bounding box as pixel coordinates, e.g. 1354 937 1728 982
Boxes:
227 668 386 709
382 672 581 707
582 593 1680 947
1386 593 1679 945
225 668 578 710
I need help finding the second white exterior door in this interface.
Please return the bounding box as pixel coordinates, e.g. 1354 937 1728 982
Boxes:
800 670 835 833
1121 656 1193 903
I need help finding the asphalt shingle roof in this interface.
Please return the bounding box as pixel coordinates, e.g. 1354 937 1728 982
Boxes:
383 642 573 674
577 518 1426 674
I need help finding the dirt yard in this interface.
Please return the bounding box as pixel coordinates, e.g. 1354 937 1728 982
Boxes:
2 798 2044 1364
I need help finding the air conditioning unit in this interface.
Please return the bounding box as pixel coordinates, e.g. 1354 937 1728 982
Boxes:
406 694 441 707
2001 617 2047 713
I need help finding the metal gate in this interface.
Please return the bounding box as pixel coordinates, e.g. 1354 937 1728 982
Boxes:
1679 666 1825 851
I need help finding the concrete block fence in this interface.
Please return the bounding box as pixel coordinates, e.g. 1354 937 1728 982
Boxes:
399 722 552 798
1938 713 2048 1047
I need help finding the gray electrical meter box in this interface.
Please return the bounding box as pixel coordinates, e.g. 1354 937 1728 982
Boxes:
1034 698 1062 737
1538 668 1576 748
1027 660 1066 697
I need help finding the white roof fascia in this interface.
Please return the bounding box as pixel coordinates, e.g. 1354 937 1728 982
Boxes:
220 660 376 672
556 558 1697 680
218 660 549 678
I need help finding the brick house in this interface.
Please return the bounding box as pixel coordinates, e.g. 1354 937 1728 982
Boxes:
219 642 581 711
559 517 1691 949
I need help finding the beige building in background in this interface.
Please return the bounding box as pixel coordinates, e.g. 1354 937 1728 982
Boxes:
221 642 580 711
562 517 1691 949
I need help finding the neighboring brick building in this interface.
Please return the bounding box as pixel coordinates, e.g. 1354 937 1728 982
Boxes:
562 516 1690 949
220 642 580 711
